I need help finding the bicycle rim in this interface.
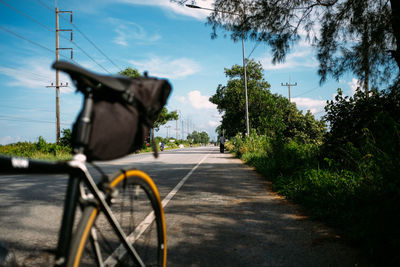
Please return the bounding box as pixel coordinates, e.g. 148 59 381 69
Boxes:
68 170 166 267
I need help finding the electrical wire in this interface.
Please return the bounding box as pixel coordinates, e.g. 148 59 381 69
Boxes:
35 0 53 12
247 41 261 59
0 25 83 67
56 0 122 72
66 21 122 72
0 25 54 54
0 115 70 126
0 0 54 32
69 39 112 74
4 0 112 74
0 104 75 115
0 64 69 84
292 85 320 98
0 105 53 113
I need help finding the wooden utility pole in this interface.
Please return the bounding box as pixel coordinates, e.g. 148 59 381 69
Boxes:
176 118 178 140
46 7 74 144
281 79 297 102
47 7 73 143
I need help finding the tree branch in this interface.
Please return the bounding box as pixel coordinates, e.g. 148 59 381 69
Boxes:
316 0 339 7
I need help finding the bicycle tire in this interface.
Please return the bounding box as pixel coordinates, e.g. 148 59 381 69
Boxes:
67 169 167 267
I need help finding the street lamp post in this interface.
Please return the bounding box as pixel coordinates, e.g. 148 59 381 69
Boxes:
186 4 250 136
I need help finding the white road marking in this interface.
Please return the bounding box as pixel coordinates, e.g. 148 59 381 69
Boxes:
104 153 210 265
161 153 209 208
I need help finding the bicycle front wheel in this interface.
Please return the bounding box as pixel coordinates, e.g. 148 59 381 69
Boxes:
68 169 167 267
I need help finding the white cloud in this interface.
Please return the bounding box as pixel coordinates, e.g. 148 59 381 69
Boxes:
129 56 201 79
117 0 213 20
292 97 326 114
348 78 361 95
261 46 318 70
167 91 221 138
0 60 73 94
108 17 161 46
188 90 216 109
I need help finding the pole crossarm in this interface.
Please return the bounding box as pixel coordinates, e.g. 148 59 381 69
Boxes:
281 81 297 102
52 7 73 143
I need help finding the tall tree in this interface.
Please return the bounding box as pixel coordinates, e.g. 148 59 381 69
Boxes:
153 108 178 131
187 130 210 144
210 59 325 142
118 67 141 78
174 0 399 90
210 60 272 137
119 67 178 138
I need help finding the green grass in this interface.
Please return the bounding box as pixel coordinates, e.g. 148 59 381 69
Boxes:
0 138 193 160
227 134 400 266
0 138 71 160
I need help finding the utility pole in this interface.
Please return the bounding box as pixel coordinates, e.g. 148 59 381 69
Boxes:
186 4 249 136
181 120 184 141
165 125 171 139
47 7 73 143
242 33 250 136
281 78 297 102
175 117 178 140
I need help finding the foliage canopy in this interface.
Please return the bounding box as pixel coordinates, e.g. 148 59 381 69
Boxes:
210 59 325 143
118 67 141 78
187 131 210 144
175 0 400 90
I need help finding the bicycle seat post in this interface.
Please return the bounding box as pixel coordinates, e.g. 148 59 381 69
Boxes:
55 91 94 265
72 91 94 156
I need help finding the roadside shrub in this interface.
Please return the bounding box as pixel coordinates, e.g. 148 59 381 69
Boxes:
0 137 71 160
60 128 72 147
226 85 400 265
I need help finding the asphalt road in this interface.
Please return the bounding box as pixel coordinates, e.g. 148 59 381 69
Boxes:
0 146 373 266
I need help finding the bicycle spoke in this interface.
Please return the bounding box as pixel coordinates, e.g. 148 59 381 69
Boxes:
69 173 166 267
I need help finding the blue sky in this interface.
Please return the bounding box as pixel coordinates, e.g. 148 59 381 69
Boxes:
0 0 359 144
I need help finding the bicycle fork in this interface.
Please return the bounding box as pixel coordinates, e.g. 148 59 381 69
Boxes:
54 174 80 266
54 158 145 267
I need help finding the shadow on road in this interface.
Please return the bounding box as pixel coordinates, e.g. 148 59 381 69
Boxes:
0 148 372 266
163 154 373 267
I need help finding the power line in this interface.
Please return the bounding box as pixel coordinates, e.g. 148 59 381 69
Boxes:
0 25 80 64
292 85 320 98
55 16 112 73
2 1 116 75
58 11 122 72
0 105 54 114
0 25 54 53
0 115 70 126
35 0 53 12
69 39 112 74
281 80 297 102
39 0 122 73
247 41 261 59
0 64 69 84
0 0 54 32
69 23 122 72
1 0 101 72
30 0 115 73
0 101 76 116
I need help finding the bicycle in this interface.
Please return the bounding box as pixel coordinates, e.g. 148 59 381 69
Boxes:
0 61 171 266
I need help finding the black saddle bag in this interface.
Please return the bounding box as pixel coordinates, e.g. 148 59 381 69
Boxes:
73 77 172 161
